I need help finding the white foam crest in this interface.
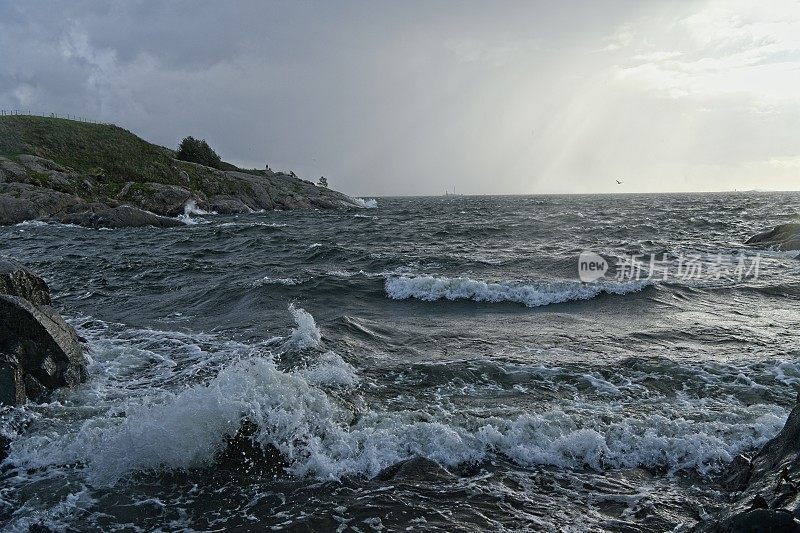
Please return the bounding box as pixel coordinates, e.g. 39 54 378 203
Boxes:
282 303 322 351
183 199 214 216
385 275 652 307
14 220 86 230
6 352 786 485
254 276 304 287
176 200 215 225
7 355 346 485
352 198 378 209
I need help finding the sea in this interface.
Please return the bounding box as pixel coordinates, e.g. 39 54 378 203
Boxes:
1 192 799 532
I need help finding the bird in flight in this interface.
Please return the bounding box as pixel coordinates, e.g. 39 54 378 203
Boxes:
616 179 623 185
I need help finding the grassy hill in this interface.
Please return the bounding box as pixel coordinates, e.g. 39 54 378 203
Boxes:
0 115 358 226
0 115 271 187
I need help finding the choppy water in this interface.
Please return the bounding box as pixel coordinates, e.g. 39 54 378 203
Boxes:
2 192 800 532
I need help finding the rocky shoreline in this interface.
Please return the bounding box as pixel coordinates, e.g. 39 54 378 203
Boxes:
0 116 368 228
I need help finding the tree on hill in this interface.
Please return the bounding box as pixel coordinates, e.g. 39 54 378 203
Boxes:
176 136 223 169
317 176 328 188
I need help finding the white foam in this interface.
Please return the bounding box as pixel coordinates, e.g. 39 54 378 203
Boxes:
385 275 653 307
176 199 215 225
300 351 359 388
183 199 214 216
3 306 790 492
352 198 378 209
254 276 304 287
282 303 322 351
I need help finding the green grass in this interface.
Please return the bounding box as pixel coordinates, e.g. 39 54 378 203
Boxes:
0 115 249 188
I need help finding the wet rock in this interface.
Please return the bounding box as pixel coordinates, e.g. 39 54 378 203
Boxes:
0 257 52 306
745 223 800 251
697 401 800 530
721 454 753 492
0 260 88 406
54 204 184 229
215 421 289 477
0 435 8 464
375 456 456 482
711 508 800 532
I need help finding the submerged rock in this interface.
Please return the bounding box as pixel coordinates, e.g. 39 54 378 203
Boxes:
215 421 289 477
374 456 455 482
0 258 87 405
54 204 184 229
745 223 800 251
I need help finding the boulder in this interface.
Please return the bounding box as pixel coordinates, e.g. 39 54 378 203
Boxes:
0 257 52 306
54 204 184 229
0 260 87 405
119 182 193 216
208 195 254 214
745 224 800 251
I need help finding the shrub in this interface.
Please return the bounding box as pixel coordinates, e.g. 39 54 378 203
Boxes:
176 136 223 169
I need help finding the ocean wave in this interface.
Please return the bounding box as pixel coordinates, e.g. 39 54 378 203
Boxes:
5 306 787 490
176 199 215 225
253 276 305 287
7 350 782 485
352 198 378 209
281 303 322 351
384 275 652 307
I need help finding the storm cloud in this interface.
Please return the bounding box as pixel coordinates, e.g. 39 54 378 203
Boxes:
1 0 798 195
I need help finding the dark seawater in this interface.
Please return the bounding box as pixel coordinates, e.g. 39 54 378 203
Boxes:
1 192 800 532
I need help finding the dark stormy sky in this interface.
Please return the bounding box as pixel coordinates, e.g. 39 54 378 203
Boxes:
1 1 798 195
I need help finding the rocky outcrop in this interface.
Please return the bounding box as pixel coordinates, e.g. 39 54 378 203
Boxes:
0 149 364 228
745 223 800 252
0 258 87 405
696 400 800 531
0 257 52 306
0 182 85 225
53 204 184 229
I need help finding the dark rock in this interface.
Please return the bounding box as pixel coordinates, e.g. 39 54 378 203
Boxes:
750 495 769 510
0 295 87 390
0 434 8 464
208 196 254 214
745 223 800 251
698 402 800 530
54 204 184 229
0 183 85 225
722 454 753 491
0 261 88 406
0 257 52 306
0 353 26 405
118 182 194 216
375 456 455 482
215 421 289 477
713 509 800 533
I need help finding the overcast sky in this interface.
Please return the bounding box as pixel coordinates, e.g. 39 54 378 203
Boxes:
1 1 798 196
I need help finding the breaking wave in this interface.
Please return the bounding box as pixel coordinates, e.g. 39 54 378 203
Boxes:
384 275 653 307
4 305 786 490
352 198 378 209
